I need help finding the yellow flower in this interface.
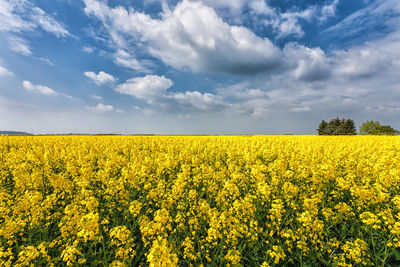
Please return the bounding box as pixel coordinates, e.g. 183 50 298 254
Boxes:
267 245 285 264
129 200 143 217
224 249 241 264
147 237 178 267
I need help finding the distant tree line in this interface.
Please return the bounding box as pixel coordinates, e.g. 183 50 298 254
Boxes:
317 118 399 135
0 131 33 136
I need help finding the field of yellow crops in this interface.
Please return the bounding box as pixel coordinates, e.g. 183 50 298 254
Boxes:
1 135 400 266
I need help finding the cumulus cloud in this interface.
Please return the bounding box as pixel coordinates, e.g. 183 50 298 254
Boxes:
84 71 116 85
0 66 13 76
333 49 391 78
115 75 229 113
84 0 282 75
273 8 315 38
22 80 58 95
115 75 173 101
82 0 342 76
166 91 228 112
267 0 339 38
284 44 331 82
107 1 400 120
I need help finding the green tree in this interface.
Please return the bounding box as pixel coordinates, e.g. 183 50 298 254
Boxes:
379 125 399 135
359 120 381 135
317 120 328 135
360 120 399 135
317 117 357 135
325 117 341 135
342 119 357 135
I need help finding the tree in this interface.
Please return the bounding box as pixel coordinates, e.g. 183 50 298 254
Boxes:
359 120 381 135
323 117 340 135
317 120 327 135
379 125 399 135
342 119 357 135
360 120 399 135
317 117 357 135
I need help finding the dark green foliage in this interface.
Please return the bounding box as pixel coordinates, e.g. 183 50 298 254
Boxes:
317 117 357 135
317 120 328 135
359 120 399 135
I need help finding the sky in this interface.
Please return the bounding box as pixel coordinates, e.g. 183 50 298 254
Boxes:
0 0 399 134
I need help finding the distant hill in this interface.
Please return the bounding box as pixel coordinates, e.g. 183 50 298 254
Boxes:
0 131 33 136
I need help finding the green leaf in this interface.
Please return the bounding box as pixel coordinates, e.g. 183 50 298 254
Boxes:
392 248 400 261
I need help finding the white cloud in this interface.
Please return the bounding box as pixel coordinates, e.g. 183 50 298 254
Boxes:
22 80 58 95
323 0 400 41
217 83 269 100
38 57 55 66
167 91 228 112
115 75 227 113
61 93 75 100
0 1 70 36
84 71 116 85
333 48 391 78
115 75 173 101
201 0 339 38
284 44 331 82
132 105 156 115
0 0 32 32
90 94 103 100
30 7 70 37
86 103 115 113
113 49 152 73
84 0 282 75
232 88 268 100
320 0 339 21
273 8 315 38
83 0 341 75
248 0 275 16
82 46 95 53
7 36 32 55
0 0 70 56
0 66 13 76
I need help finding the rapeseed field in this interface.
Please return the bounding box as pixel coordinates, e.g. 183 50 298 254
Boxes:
0 135 400 266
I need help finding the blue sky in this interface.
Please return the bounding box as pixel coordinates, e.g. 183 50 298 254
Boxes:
1 0 399 134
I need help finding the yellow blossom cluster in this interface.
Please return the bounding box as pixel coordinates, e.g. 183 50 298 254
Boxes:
0 135 400 265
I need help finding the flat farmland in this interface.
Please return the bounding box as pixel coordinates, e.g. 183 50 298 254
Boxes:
1 136 400 266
